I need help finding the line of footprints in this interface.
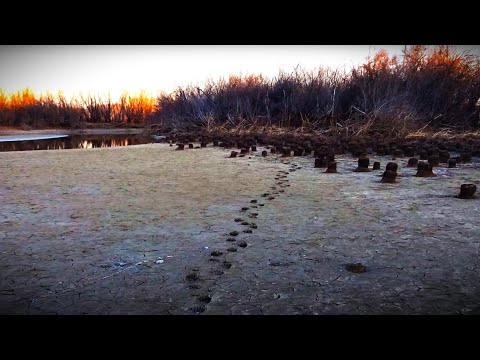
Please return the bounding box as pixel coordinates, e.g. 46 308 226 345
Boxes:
184 160 302 314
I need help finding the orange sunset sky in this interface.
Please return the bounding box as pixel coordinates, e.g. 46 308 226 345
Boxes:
1 45 479 102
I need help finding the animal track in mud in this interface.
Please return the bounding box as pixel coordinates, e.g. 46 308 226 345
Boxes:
186 272 200 281
186 161 295 314
189 305 206 314
198 295 212 303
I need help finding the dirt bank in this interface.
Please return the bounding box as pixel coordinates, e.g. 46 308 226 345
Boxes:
0 144 479 314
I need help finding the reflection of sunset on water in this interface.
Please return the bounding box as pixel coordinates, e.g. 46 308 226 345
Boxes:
0 134 152 152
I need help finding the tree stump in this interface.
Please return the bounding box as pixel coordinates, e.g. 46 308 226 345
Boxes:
176 144 185 150
372 161 381 170
416 161 436 177
381 170 397 183
407 158 418 167
315 157 328 168
325 162 338 173
188 143 194 149
213 140 219 147
293 148 304 156
458 184 476 199
201 142 207 148
386 162 398 172
229 151 239 158
281 147 291 157
428 156 440 167
262 150 268 157
354 157 370 172
251 145 257 152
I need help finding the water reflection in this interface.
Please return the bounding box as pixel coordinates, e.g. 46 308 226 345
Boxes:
0 134 154 152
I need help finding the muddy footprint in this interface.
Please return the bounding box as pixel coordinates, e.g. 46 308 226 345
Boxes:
198 295 212 304
189 305 206 314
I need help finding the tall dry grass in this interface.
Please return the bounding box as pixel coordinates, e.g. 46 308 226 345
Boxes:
0 89 156 129
150 45 480 135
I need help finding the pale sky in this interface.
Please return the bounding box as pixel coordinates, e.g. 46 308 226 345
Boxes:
1 45 479 101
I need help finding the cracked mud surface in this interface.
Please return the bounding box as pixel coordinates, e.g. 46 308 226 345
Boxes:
1 144 480 314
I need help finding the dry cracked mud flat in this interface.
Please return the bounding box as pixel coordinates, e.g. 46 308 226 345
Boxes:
0 143 479 314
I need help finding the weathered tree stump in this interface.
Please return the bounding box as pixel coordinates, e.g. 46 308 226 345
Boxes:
407 158 418 167
270 147 276 154
458 184 476 199
386 162 398 172
293 148 304 156
448 159 457 168
240 148 249 154
262 150 268 157
251 145 257 152
314 157 328 168
428 156 440 167
229 151 239 158
354 157 370 172
176 144 185 150
381 170 397 183
281 147 291 157
416 161 436 177
188 143 194 149
372 161 381 170
325 162 338 173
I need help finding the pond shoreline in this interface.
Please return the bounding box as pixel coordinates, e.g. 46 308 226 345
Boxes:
0 127 146 136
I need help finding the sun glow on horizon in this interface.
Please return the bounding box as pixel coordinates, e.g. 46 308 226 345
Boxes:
1 45 479 103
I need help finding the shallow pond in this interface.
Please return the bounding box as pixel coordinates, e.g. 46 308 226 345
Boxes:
0 134 155 152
